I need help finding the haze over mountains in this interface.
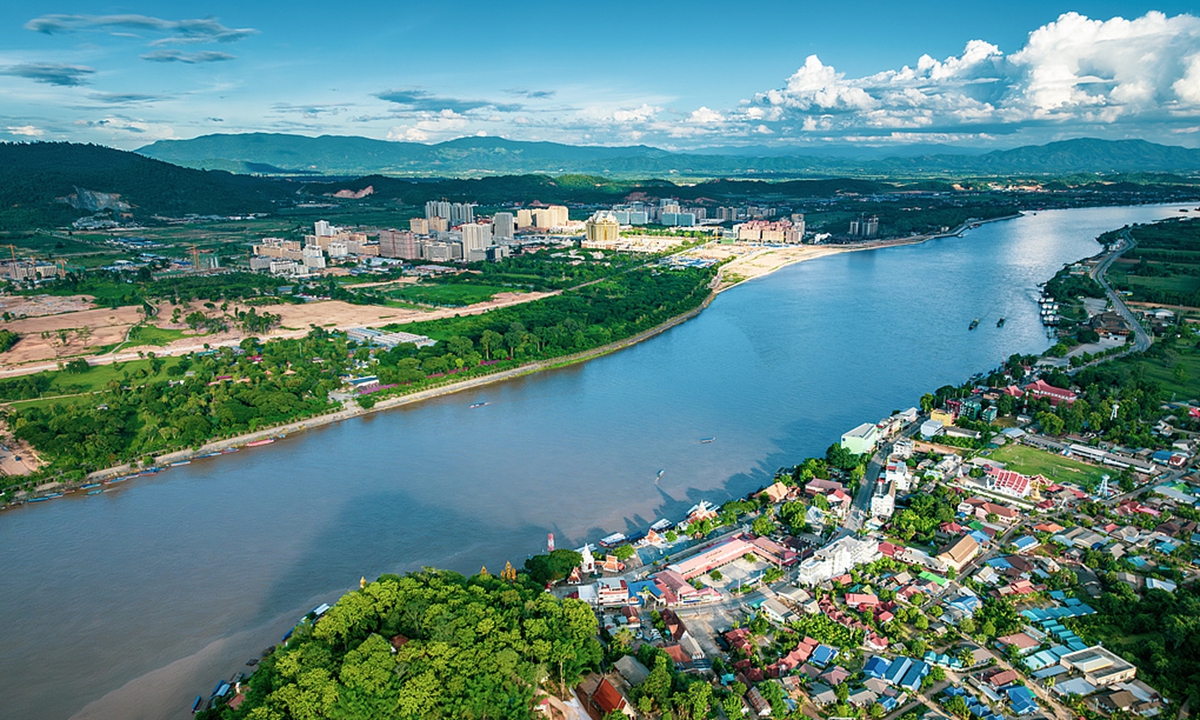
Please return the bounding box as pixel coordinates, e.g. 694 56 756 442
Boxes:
137 134 1200 179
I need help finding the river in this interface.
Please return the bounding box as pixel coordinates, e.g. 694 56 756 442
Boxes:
0 203 1192 720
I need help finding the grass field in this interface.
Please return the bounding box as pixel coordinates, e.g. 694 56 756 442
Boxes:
1123 338 1200 401
388 283 508 306
988 443 1112 489
126 324 189 347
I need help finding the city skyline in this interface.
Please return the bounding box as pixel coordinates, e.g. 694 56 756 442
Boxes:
2 1 1200 151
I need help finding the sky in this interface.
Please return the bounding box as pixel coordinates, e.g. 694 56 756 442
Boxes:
2 1 1200 151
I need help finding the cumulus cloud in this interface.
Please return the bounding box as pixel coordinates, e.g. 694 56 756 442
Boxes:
376 88 520 114
687 107 724 124
140 50 235 63
387 109 469 141
610 104 661 123
7 125 44 137
25 14 257 45
1 62 94 86
741 11 1200 141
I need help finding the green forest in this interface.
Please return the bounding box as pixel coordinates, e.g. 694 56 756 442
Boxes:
197 569 601 720
1076 585 1200 707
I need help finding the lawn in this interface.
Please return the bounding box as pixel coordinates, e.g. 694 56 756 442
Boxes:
988 443 1112 489
387 283 510 307
1125 339 1200 401
126 324 189 347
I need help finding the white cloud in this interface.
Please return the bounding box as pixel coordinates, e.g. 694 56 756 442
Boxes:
610 104 660 123
687 106 724 124
732 11 1200 144
7 124 43 136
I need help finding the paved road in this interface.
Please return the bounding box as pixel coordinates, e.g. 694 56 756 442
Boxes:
1070 229 1152 375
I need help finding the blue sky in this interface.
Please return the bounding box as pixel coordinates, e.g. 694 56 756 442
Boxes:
2 1 1200 150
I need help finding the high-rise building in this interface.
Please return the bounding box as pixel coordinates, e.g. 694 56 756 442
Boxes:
461 223 493 254
492 212 515 241
379 229 419 259
314 220 334 237
449 203 475 226
410 217 430 235
585 211 620 242
531 205 569 229
849 215 879 238
516 209 534 229
425 200 451 221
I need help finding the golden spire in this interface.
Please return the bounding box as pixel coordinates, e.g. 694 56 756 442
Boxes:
501 561 517 582
479 565 490 577
360 576 366 589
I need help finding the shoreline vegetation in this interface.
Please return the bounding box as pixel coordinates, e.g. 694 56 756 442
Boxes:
0 213 1022 507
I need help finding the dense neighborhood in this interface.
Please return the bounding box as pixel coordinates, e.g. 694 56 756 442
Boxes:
551 339 1199 720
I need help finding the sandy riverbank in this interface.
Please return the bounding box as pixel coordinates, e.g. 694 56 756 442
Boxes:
705 213 1022 293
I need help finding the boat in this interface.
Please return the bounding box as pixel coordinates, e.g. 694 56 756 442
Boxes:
28 497 48 503
469 402 488 409
656 469 665 480
969 319 979 330
107 477 128 484
997 318 1006 327
599 532 627 547
700 437 716 444
191 695 204 714
246 438 275 447
87 489 102 495
221 447 239 454
171 460 192 467
649 518 673 532
81 482 100 489
198 452 221 459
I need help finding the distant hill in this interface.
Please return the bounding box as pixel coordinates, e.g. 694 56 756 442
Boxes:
138 134 1200 178
0 142 296 227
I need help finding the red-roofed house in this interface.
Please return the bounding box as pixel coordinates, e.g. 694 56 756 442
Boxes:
1024 379 1077 405
579 676 634 719
845 593 880 609
986 469 1033 499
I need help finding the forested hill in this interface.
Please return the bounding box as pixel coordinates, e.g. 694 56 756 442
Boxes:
0 142 296 227
139 133 1200 177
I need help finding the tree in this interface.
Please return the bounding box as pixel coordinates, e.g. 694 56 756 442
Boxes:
921 393 936 413
826 442 859 471
959 617 976 636
613 544 635 561
752 514 774 537
644 655 673 709
524 549 583 585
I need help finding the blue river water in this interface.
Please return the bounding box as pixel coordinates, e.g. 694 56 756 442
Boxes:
0 203 1193 719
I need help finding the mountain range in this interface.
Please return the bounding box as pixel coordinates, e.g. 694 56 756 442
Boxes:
137 134 1200 178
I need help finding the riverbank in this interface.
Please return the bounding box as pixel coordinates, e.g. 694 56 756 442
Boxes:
710 213 1023 293
1 291 718 503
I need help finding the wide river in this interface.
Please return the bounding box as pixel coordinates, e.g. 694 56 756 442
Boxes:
0 204 1193 719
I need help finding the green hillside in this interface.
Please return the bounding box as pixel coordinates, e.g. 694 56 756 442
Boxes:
0 142 297 228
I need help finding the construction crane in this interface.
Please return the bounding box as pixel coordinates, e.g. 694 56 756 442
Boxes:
189 243 201 271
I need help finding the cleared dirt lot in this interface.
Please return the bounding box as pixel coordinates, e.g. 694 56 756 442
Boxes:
2 290 549 374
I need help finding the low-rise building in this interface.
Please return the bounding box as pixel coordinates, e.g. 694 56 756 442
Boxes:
1060 646 1137 687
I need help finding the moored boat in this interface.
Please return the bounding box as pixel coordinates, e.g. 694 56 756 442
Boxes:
599 532 627 547
700 437 715 443
246 438 275 447
969 318 979 330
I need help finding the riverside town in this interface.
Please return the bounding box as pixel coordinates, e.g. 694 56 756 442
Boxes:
5 5 1200 720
